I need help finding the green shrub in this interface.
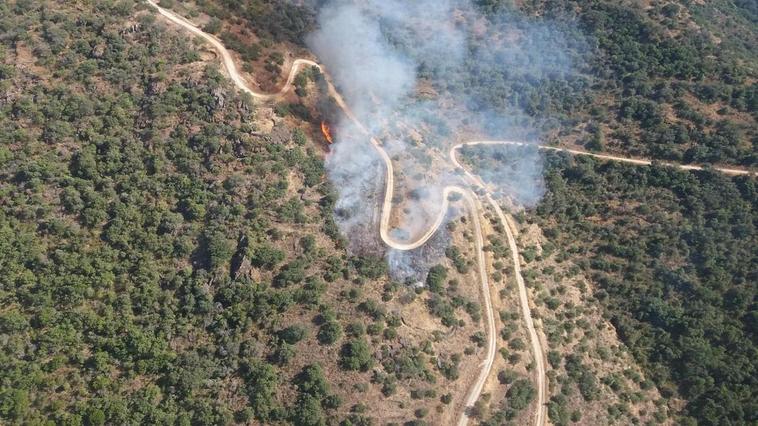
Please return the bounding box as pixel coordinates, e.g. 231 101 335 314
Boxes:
317 321 342 345
340 338 373 371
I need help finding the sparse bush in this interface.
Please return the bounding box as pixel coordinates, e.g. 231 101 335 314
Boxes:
278 325 307 344
497 369 518 385
509 338 525 351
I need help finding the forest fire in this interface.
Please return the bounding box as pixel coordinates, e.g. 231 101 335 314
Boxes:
321 121 334 144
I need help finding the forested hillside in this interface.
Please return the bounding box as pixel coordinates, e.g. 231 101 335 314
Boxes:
461 141 756 424
1 0 755 425
422 1 758 417
459 7 756 422
471 0 757 166
532 154 757 425
0 1 347 423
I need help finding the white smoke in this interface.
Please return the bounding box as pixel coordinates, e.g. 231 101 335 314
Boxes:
307 0 584 274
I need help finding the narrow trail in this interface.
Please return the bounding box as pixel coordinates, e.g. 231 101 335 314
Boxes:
145 2 752 426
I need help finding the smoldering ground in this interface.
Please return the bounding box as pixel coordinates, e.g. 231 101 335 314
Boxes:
307 0 587 280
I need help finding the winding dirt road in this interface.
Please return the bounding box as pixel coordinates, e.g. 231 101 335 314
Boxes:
145 0 318 101
145 2 500 423
145 2 752 425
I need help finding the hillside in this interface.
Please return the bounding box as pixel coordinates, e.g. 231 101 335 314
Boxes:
0 0 755 425
462 145 757 425
0 1 524 424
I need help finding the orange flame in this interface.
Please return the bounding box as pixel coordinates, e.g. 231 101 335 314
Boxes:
321 121 334 144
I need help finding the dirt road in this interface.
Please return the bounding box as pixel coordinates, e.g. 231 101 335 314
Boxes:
486 196 547 426
145 0 318 101
450 145 547 426
462 140 753 176
455 193 498 426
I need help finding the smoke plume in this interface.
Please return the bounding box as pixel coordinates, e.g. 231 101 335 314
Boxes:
307 0 584 277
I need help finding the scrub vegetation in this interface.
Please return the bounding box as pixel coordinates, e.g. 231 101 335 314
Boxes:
1 0 755 425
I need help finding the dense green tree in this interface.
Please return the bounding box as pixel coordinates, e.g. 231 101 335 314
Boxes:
291 395 326 426
426 265 447 293
340 338 373 372
0 2 352 423
317 320 343 345
243 361 280 422
203 229 235 270
506 379 536 411
278 325 307 344
295 364 330 398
